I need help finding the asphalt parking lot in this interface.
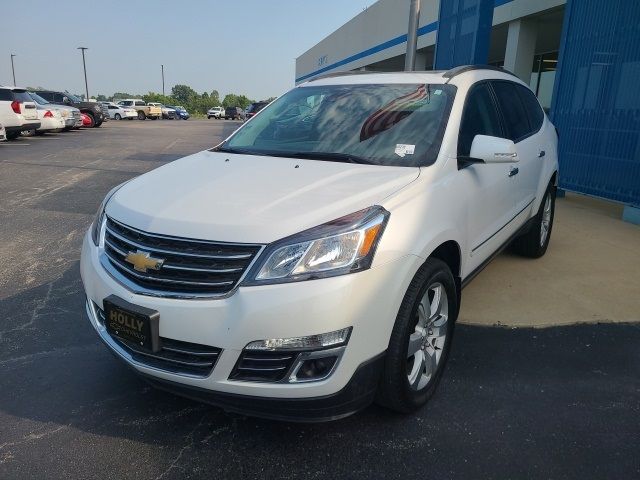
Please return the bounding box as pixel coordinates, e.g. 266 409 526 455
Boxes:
0 120 638 479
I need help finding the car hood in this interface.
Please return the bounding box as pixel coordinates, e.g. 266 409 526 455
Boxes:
106 150 420 243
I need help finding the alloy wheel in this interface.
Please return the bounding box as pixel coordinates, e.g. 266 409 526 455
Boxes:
406 282 449 391
540 193 552 247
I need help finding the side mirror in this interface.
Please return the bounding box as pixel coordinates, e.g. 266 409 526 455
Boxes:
468 135 518 163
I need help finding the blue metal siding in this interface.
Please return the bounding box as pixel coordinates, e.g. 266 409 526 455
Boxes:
433 0 493 69
550 0 640 206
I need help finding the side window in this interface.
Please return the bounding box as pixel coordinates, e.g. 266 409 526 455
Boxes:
54 93 65 103
516 84 544 133
458 82 503 156
492 81 531 142
135 101 144 106
0 89 12 101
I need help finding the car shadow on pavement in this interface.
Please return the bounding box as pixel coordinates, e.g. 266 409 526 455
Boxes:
1 263 639 479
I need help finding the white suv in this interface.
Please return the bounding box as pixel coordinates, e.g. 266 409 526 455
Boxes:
81 66 558 421
207 106 224 119
0 86 40 140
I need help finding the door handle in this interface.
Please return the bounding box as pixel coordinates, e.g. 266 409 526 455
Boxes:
538 150 546 158
508 167 519 177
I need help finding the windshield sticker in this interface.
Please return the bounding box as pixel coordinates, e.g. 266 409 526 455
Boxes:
395 144 415 157
434 89 442 95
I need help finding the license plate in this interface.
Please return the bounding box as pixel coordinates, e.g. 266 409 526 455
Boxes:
104 295 160 352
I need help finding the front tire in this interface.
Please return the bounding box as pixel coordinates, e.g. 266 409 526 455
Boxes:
511 181 556 258
137 111 146 120
114 113 121 120
377 258 457 413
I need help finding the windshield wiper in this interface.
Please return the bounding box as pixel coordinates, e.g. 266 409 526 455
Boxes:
214 146 252 155
284 151 375 165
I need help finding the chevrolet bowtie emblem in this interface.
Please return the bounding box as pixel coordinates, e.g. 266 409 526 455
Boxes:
124 250 165 273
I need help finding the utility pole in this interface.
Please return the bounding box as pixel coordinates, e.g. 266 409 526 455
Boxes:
161 64 165 96
10 54 16 85
77 47 89 100
405 0 421 71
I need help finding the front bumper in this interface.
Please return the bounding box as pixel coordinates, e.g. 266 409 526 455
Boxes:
81 231 418 417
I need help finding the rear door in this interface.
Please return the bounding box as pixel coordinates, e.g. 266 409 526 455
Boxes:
490 81 543 222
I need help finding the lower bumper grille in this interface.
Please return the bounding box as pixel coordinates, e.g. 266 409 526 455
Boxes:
96 304 221 377
230 351 297 382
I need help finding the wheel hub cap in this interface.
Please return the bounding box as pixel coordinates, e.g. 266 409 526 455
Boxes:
406 282 449 391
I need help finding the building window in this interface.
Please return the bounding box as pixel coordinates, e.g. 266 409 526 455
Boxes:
530 51 558 111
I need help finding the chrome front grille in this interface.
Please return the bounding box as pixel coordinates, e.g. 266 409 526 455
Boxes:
103 217 261 297
96 305 221 376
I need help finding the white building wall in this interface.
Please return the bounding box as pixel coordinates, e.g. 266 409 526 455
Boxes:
295 0 566 83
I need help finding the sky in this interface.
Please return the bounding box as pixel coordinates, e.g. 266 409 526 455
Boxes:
1 0 371 101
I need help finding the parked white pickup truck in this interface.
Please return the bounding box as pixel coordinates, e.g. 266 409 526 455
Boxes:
82 66 558 422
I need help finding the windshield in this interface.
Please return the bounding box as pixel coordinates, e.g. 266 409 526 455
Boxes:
29 92 49 105
222 83 455 167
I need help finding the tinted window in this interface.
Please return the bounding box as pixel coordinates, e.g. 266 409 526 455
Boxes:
54 93 65 103
0 89 12 101
36 91 53 101
135 101 145 106
458 82 502 156
492 81 531 142
12 91 33 102
516 84 544 132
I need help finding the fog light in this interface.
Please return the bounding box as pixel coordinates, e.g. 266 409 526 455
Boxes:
245 327 351 351
294 356 338 381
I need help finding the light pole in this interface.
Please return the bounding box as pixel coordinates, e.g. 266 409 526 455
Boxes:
161 64 165 96
10 54 16 85
405 0 421 71
77 47 89 100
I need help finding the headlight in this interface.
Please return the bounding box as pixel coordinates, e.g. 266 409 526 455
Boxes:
90 183 127 246
243 206 389 285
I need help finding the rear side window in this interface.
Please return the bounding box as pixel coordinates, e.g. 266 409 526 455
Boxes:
135 101 145 106
516 84 544 133
491 81 531 142
0 89 11 101
458 82 503 156
12 91 33 102
54 93 65 103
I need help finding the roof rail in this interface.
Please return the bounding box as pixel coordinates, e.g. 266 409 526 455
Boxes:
306 69 449 83
442 64 519 80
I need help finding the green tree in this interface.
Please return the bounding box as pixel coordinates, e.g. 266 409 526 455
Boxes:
222 94 252 109
171 84 198 104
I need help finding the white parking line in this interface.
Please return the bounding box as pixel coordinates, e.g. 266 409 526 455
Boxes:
0 143 31 146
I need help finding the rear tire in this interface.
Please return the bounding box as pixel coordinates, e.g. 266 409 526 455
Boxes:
377 258 457 413
93 120 102 128
137 111 146 120
6 131 20 140
511 181 556 258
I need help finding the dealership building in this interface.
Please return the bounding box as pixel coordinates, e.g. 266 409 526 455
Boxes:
296 0 640 223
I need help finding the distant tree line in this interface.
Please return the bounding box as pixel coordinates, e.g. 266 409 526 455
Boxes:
94 85 273 114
